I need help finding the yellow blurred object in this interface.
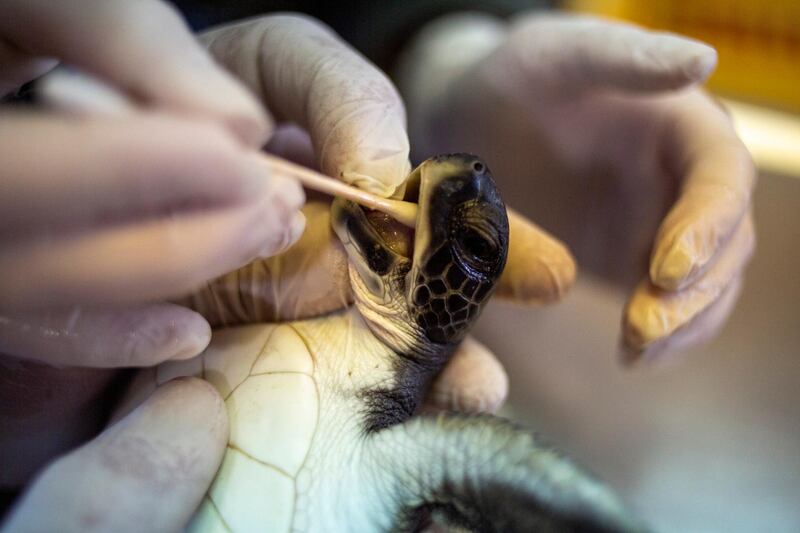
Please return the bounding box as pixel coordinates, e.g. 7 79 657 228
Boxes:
723 98 800 178
567 0 800 112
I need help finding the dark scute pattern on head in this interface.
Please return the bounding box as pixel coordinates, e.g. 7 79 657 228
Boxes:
424 246 452 277
447 294 468 312
445 265 467 289
413 286 430 305
429 278 448 296
462 278 479 298
412 246 497 345
422 312 438 327
474 283 492 302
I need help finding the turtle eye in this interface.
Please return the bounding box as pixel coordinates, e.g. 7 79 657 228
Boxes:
449 201 504 276
457 226 496 263
453 222 503 279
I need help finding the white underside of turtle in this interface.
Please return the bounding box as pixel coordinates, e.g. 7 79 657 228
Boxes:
125 308 413 532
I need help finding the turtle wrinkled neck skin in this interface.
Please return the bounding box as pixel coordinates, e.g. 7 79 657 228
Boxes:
121 154 646 533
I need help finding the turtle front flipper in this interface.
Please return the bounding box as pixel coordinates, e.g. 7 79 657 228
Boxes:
363 414 648 533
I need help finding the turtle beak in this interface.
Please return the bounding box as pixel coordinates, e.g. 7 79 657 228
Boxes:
400 161 423 205
330 159 433 286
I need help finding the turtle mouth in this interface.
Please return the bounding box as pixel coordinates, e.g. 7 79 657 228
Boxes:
361 164 423 259
363 209 415 258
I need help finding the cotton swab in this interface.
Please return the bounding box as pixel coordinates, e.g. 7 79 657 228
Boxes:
256 153 418 228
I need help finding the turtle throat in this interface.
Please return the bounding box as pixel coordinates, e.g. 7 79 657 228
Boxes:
347 262 432 360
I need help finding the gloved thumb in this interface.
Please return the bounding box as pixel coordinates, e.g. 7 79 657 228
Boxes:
202 14 411 197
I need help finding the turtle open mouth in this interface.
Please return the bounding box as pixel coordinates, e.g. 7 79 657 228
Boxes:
363 209 415 258
361 163 423 259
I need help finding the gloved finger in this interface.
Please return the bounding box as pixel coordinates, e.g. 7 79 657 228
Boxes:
0 0 268 145
495 208 576 305
37 67 139 116
622 274 743 365
623 212 754 359
3 377 228 533
201 14 411 196
264 123 319 173
650 93 756 290
422 336 508 414
502 13 717 92
0 184 305 311
179 202 352 327
0 304 211 368
0 112 275 240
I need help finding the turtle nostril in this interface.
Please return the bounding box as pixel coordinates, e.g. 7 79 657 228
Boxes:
472 161 485 173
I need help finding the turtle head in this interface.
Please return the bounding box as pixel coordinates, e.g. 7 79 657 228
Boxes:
331 154 508 356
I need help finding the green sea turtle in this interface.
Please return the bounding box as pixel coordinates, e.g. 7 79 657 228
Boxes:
120 154 644 532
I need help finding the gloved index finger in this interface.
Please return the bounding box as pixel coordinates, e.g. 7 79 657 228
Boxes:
650 92 756 290
201 14 411 197
0 112 268 239
506 14 717 93
0 0 269 146
423 336 508 414
626 212 754 360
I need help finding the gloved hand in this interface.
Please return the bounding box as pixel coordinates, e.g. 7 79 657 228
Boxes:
0 0 306 369
2 378 227 532
397 13 756 363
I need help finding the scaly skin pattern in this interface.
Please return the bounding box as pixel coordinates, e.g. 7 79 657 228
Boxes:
125 308 404 532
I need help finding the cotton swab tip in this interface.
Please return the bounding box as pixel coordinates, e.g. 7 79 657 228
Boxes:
256 152 418 228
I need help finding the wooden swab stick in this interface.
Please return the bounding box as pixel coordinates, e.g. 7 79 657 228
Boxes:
256 152 418 228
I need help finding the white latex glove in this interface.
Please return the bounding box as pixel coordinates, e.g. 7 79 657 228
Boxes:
398 13 755 364
199 14 413 197
0 0 306 368
2 378 228 533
